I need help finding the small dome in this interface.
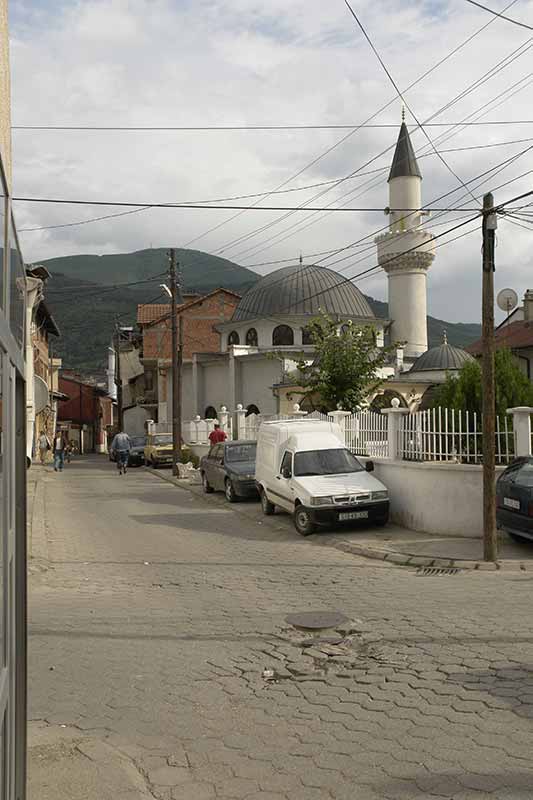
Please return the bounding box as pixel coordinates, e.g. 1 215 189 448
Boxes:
232 263 375 322
410 340 475 372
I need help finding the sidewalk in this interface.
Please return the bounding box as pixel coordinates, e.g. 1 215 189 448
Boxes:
150 468 533 572
27 464 50 572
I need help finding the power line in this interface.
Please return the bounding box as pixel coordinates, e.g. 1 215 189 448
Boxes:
13 122 533 131
12 197 478 212
465 0 533 30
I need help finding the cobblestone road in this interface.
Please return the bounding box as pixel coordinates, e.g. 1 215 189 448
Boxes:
29 457 533 799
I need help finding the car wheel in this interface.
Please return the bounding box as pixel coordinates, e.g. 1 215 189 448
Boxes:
225 479 238 503
202 472 214 493
260 489 275 516
508 531 530 544
294 505 315 536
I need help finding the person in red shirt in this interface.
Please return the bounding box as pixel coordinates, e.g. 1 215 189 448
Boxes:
209 423 227 446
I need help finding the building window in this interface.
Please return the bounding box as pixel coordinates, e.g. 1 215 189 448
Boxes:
205 405 217 419
272 325 294 346
145 370 154 391
228 331 240 346
245 328 258 347
302 327 313 345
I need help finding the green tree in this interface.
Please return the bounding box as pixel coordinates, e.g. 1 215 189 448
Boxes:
432 348 533 416
296 313 392 412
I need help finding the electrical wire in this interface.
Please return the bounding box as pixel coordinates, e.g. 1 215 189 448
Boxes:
13 121 533 131
465 0 533 30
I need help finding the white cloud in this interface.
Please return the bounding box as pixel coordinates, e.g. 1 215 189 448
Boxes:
9 0 533 323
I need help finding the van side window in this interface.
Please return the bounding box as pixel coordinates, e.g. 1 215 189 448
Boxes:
280 451 293 477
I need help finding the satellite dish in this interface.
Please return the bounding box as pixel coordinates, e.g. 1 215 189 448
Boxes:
497 288 518 315
34 375 49 415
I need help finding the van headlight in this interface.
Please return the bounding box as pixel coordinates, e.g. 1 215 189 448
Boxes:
310 496 334 506
372 491 388 500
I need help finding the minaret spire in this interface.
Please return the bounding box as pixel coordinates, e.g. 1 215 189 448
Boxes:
388 120 422 182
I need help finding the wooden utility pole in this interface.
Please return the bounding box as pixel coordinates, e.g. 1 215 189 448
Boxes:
482 192 497 562
169 250 183 477
115 323 124 432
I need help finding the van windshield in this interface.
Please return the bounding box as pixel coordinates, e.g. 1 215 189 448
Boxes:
293 449 364 477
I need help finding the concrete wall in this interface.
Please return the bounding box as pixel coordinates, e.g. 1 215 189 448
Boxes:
236 356 281 415
372 458 505 538
124 405 150 437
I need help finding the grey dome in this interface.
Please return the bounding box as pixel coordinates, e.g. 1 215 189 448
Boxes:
232 263 375 322
410 342 475 372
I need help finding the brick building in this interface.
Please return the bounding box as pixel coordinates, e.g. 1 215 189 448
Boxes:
57 373 113 454
135 288 240 424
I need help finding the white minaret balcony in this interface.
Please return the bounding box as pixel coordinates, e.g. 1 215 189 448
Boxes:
375 227 435 275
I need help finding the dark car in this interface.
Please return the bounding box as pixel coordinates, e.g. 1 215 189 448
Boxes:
128 436 147 467
200 441 258 502
496 457 533 543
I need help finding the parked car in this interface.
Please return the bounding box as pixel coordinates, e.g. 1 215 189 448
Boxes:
200 441 258 502
497 457 533 543
128 436 147 467
255 419 389 536
144 433 174 468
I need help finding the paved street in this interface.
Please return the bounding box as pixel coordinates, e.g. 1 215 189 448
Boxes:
29 456 533 799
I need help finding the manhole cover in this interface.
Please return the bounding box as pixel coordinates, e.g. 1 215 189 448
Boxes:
285 611 349 631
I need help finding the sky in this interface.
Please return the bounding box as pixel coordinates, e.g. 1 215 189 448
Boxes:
8 0 533 323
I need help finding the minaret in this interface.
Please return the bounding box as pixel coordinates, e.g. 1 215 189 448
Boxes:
375 118 435 359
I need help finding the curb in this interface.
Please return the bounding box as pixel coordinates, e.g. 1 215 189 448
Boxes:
334 540 531 572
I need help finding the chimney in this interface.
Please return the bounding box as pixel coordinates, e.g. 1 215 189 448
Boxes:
524 290 533 322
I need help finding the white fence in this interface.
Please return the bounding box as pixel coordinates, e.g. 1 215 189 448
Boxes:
184 404 531 465
398 408 515 465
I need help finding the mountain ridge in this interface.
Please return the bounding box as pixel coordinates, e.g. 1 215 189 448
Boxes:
40 248 481 372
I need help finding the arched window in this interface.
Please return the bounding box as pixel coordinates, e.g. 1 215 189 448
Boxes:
302 327 313 345
245 328 258 347
272 325 294 346
228 331 240 346
205 405 217 419
246 403 260 416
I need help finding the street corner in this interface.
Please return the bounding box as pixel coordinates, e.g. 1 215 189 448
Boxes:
28 721 154 800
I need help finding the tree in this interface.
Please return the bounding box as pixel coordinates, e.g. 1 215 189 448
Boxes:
296 313 392 412
432 348 533 417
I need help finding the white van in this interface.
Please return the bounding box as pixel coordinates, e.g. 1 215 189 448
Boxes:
255 419 389 536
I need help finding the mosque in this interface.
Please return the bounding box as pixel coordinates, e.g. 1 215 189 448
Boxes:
171 121 475 423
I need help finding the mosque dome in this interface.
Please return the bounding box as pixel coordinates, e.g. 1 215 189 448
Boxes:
409 335 475 372
232 263 375 322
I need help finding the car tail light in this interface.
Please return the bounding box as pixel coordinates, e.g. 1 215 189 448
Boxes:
528 502 533 518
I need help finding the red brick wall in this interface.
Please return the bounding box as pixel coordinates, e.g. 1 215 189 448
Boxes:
58 377 99 424
143 291 239 361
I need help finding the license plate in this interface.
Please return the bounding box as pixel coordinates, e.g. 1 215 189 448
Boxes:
504 497 520 510
339 511 369 521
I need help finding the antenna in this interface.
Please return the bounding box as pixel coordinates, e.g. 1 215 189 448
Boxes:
497 288 518 317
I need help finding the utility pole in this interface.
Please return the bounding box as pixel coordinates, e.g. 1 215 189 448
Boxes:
482 192 497 562
115 322 124 432
169 250 183 477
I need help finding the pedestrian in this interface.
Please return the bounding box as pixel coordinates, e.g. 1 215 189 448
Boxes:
53 431 68 472
38 431 51 465
208 422 227 447
110 429 131 475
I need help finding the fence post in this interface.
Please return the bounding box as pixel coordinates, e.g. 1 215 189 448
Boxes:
329 409 351 445
507 407 533 457
193 415 201 444
381 398 409 460
291 403 307 418
219 406 229 434
235 404 246 440
146 419 155 436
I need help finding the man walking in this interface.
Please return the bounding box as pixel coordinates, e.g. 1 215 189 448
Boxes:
111 429 131 475
53 431 68 472
208 423 227 447
38 431 51 465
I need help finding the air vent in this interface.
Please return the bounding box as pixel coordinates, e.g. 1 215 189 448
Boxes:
416 567 462 576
